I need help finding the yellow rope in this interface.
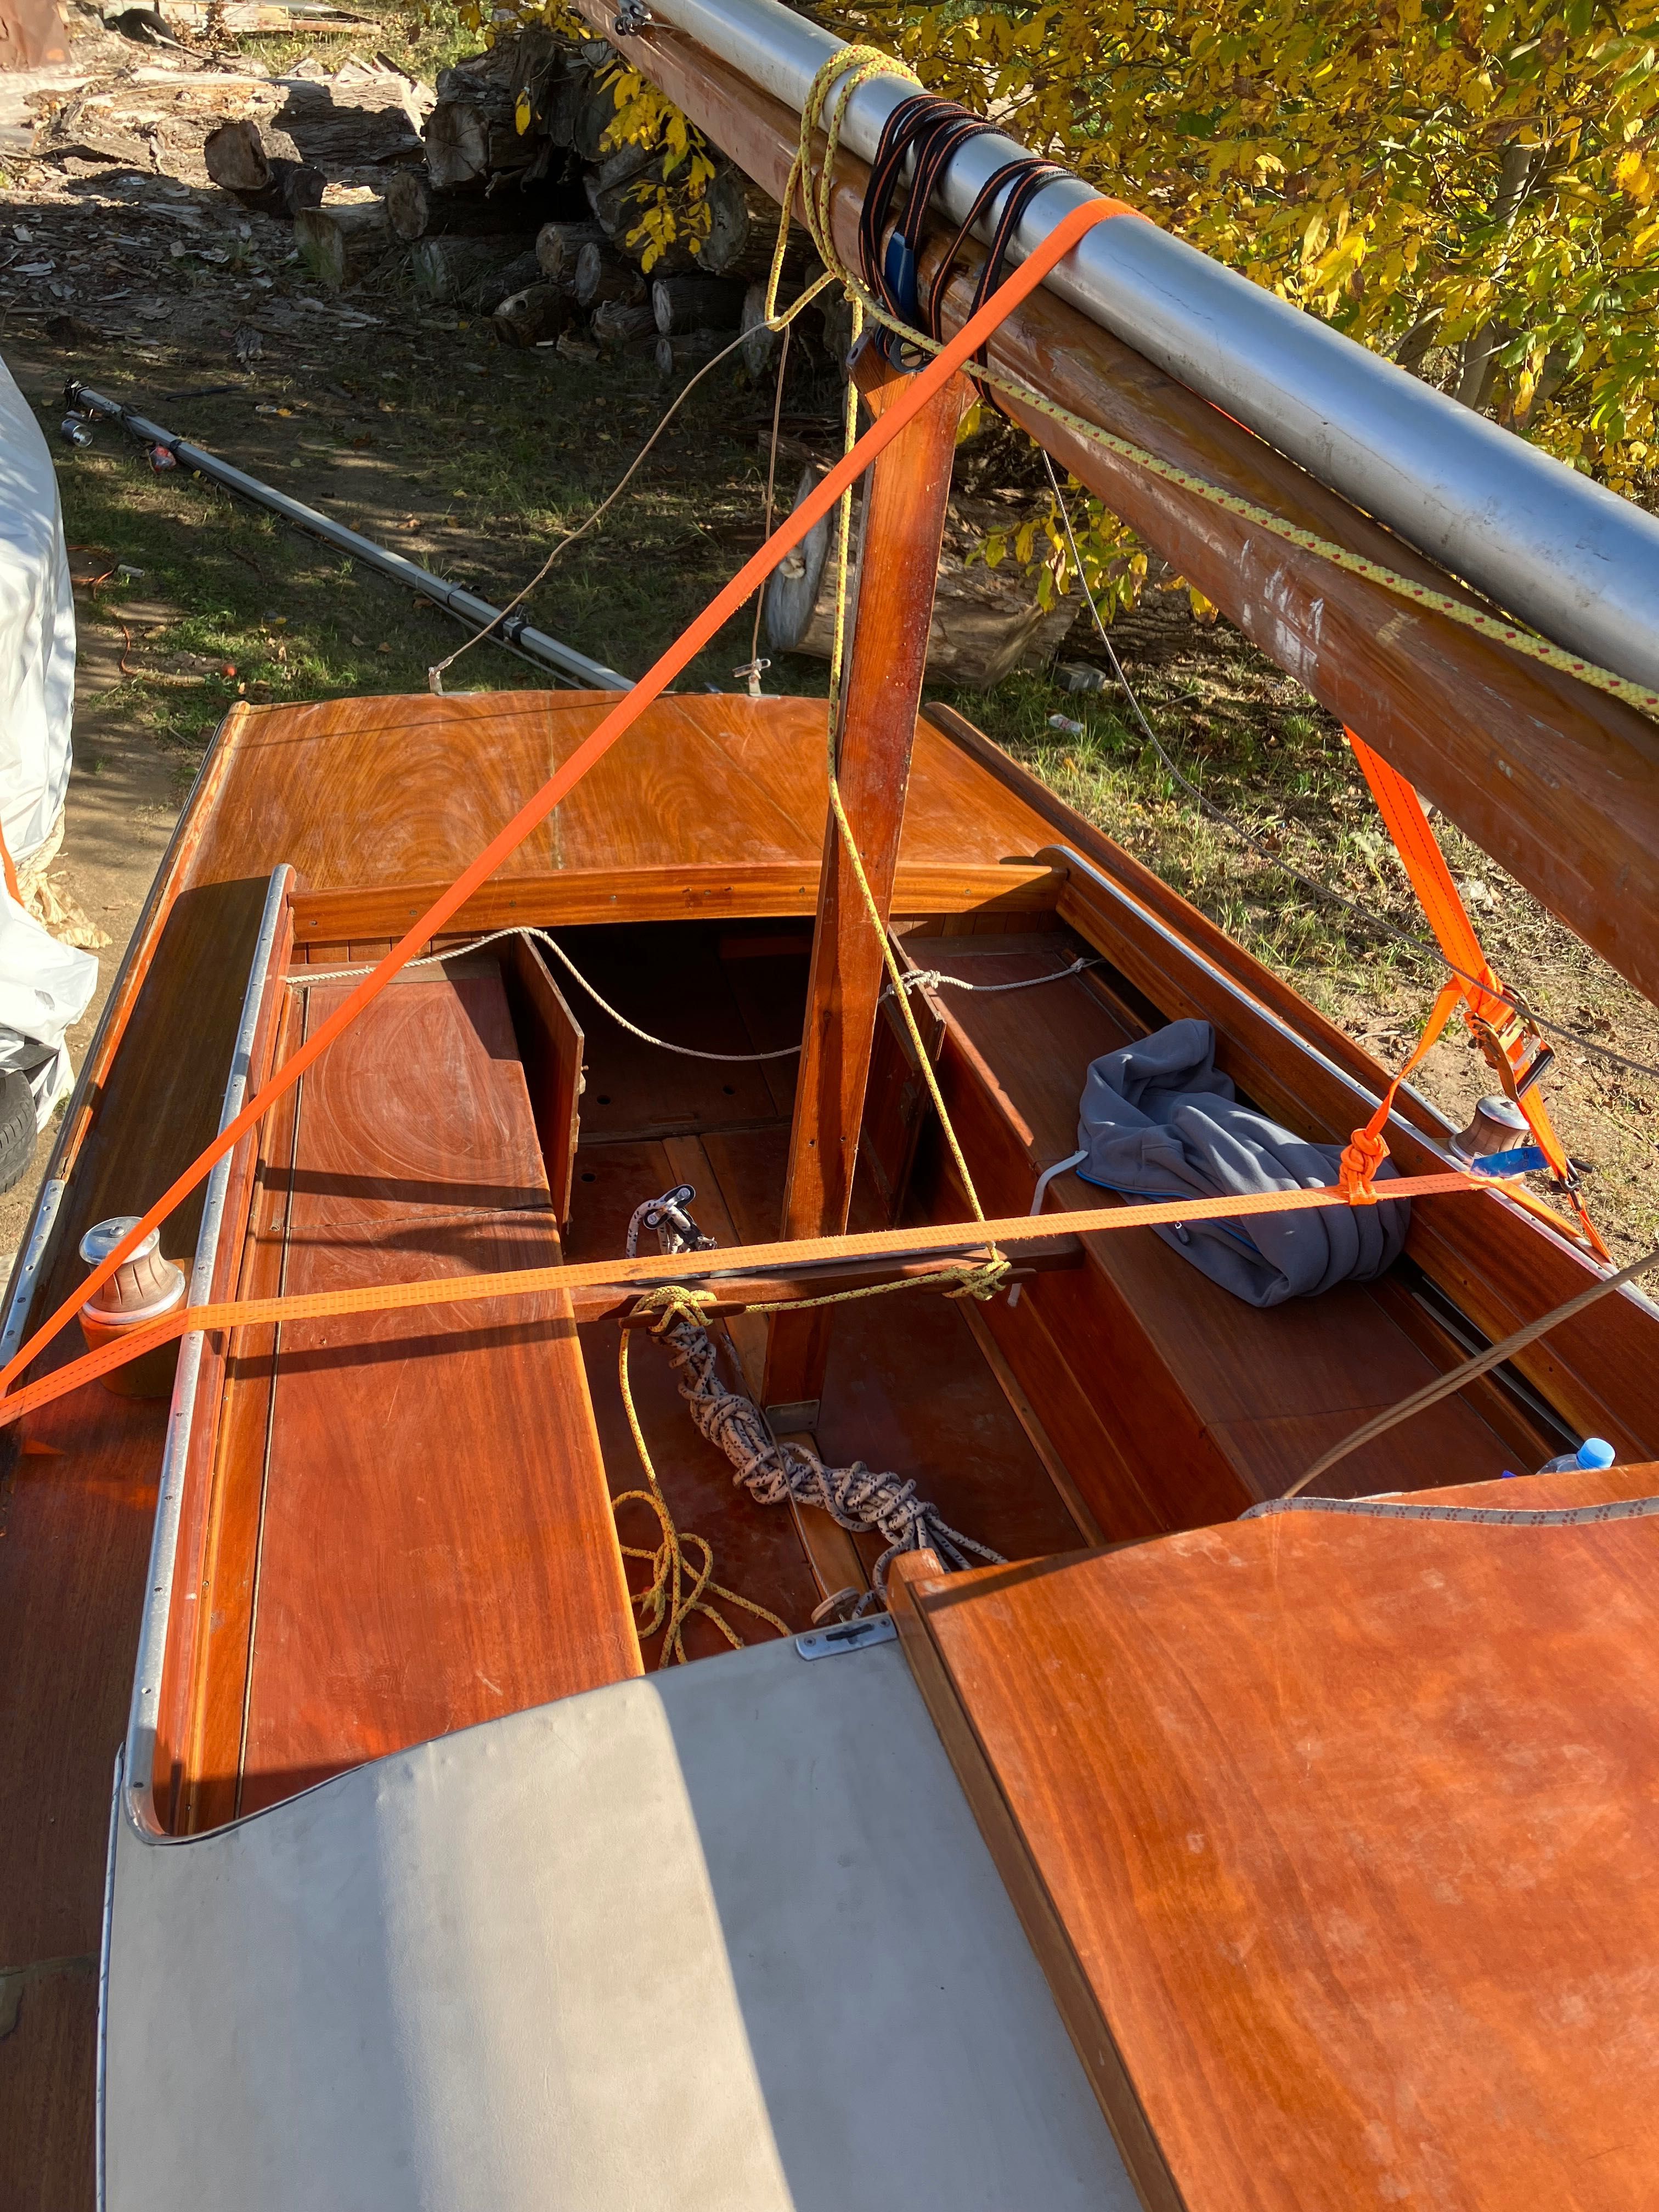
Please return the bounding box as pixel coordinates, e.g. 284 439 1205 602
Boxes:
611 1251 1007 1661
616 1288 790 1664
760 48 1001 1239
755 42 1658 723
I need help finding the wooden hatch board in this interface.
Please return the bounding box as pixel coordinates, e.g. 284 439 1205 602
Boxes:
890 1462 1659 2212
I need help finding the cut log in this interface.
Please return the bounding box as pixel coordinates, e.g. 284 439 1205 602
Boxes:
409 235 540 309
654 330 727 380
571 68 623 162
697 164 799 281
385 170 558 241
763 466 1077 687
294 200 392 294
573 239 646 308
424 89 532 191
651 272 746 335
740 278 795 379
591 294 656 345
491 281 567 347
537 217 603 284
204 117 325 217
203 116 279 194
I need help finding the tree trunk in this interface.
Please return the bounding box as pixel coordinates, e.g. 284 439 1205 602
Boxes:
651 272 746 334
592 294 656 344
490 281 567 347
294 200 392 294
409 235 540 309
537 217 603 283
573 239 646 308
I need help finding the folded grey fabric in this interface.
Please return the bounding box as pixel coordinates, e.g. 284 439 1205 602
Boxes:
1076 1018 1408 1307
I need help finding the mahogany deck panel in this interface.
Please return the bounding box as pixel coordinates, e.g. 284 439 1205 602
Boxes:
188 693 1057 905
285 970 553 1224
233 964 639 1813
896 1462 1659 2212
0 873 271 2208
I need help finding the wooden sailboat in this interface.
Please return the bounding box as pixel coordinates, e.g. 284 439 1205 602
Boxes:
5 3 1659 2205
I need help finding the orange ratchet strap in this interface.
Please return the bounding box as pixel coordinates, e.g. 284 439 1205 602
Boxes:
0 196 1119 1406
1342 730 1607 1259
0 1173 1481 1430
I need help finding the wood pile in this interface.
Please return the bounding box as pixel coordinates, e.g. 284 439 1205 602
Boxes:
202 29 840 365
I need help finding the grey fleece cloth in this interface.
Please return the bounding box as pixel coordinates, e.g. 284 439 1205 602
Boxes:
1076 1018 1408 1307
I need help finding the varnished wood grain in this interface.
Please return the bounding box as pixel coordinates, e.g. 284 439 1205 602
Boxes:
234 964 638 1810
884 1550 1186 2212
203 693 1057 907
501 934 585 1231
922 704 1659 1459
902 1463 1659 2211
768 358 972 1411
904 935 1523 1511
289 860 1059 941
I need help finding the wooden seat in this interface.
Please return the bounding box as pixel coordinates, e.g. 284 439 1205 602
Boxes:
903 932 1538 1532
180 960 640 1827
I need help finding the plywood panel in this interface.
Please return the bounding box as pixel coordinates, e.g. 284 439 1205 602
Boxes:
900 1462 1659 2212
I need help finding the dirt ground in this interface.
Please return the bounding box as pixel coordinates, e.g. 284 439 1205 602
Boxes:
1 1 1654 1272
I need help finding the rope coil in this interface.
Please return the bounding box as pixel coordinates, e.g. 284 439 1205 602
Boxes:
618 1191 1006 1627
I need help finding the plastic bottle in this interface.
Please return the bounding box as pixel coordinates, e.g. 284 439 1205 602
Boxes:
1537 1437 1616 1475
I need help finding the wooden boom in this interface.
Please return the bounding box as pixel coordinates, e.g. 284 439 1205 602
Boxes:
572 0 1659 1008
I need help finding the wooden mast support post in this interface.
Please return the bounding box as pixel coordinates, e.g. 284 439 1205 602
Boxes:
763 349 970 1422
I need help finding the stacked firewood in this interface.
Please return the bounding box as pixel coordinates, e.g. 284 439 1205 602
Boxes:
205 28 827 375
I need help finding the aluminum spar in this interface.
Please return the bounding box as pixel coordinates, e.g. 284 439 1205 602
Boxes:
612 0 1659 696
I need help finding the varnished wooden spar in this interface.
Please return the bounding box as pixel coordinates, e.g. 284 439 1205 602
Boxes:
571 0 1659 1008
768 351 972 1414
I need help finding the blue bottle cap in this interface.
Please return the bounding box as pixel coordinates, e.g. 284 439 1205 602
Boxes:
1576 1437 1616 1469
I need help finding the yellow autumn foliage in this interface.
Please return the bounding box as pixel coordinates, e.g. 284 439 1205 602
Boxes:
835 0 1659 489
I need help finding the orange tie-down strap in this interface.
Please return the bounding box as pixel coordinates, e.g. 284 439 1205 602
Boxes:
1 1173 1483 1430
0 195 1120 1408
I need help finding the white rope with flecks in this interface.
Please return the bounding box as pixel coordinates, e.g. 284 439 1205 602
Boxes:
296 928 1101 1062
627 1190 1005 1612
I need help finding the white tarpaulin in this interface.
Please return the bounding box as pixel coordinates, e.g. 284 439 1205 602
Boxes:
0 349 98 1121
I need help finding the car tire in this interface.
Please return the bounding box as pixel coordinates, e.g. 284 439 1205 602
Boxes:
0 1069 38 1194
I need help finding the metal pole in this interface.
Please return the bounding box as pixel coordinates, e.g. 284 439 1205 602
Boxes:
612 0 1659 696
65 380 632 692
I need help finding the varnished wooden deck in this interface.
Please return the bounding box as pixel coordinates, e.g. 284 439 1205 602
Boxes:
5 687 1658 2207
